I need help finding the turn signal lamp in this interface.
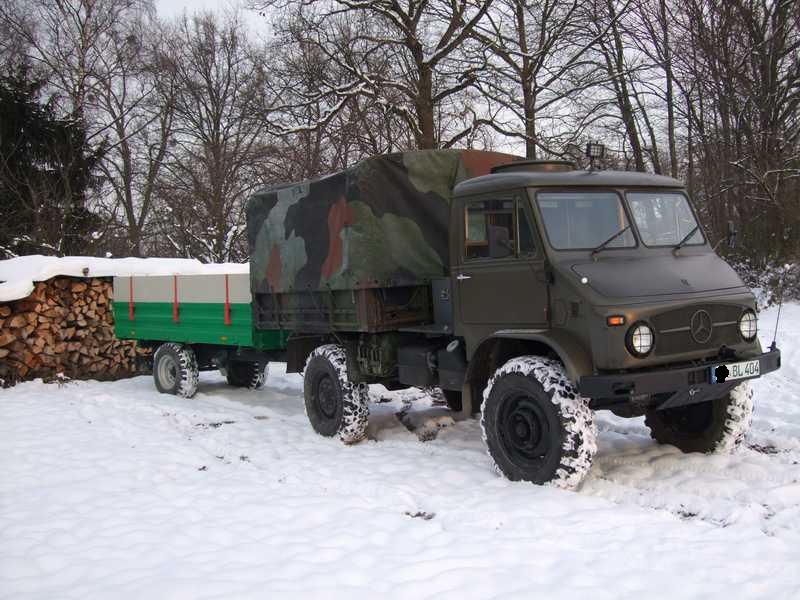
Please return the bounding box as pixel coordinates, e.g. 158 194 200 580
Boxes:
606 315 625 326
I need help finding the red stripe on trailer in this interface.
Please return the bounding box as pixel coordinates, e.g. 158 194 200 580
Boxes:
224 274 232 326
172 275 180 323
128 278 135 321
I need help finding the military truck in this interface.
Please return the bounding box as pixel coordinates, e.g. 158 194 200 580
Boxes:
119 148 781 489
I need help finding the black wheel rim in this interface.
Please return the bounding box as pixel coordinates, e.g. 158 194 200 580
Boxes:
315 375 338 420
498 394 552 465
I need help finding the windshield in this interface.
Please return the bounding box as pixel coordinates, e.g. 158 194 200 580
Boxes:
627 191 704 246
535 191 636 250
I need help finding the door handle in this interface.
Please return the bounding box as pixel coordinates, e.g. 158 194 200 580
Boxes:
456 273 472 281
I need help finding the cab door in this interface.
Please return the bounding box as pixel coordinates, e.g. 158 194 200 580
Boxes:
454 193 549 329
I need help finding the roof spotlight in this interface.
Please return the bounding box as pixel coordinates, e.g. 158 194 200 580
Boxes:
585 142 606 170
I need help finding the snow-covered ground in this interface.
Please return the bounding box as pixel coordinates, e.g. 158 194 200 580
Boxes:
1 304 799 599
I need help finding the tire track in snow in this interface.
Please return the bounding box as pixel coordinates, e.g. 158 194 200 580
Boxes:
582 435 800 536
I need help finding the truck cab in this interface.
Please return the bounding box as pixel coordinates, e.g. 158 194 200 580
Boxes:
447 161 779 413
415 159 778 486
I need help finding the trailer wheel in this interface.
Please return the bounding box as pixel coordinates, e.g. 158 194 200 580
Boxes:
645 380 754 453
303 344 369 444
226 361 268 390
442 389 463 412
481 356 597 489
153 343 199 398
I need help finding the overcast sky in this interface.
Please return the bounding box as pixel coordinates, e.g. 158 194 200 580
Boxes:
154 0 265 29
155 0 239 17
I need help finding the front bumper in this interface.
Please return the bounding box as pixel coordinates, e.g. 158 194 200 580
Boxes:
578 349 781 409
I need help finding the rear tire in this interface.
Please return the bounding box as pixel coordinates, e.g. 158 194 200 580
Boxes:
226 361 268 390
481 356 596 489
645 380 754 453
153 343 199 398
303 344 369 444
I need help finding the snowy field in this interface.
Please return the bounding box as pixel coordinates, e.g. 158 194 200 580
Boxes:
1 303 799 599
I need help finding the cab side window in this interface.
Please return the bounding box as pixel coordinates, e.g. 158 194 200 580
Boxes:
464 196 537 260
465 199 514 260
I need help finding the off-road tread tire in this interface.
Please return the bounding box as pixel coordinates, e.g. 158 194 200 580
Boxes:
153 343 199 398
481 356 597 490
226 361 268 390
645 380 754 454
303 344 369 444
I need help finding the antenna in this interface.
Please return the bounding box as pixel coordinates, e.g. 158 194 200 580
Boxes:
770 268 787 351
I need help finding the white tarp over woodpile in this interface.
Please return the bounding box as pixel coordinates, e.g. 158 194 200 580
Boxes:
0 256 249 303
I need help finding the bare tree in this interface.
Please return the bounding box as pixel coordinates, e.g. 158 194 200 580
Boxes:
262 9 416 178
151 11 270 262
672 0 800 260
586 0 647 171
93 17 179 256
252 0 495 150
0 0 154 254
472 0 614 159
629 0 680 177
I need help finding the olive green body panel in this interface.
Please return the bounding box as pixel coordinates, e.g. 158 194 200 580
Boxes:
255 286 433 334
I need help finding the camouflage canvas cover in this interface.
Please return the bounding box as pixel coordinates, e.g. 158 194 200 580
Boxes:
247 149 517 294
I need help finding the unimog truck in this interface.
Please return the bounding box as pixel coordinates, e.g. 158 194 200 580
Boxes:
118 148 781 489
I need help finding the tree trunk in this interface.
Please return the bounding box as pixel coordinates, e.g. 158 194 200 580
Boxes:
416 65 436 149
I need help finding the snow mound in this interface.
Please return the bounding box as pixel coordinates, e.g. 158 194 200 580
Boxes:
0 255 249 302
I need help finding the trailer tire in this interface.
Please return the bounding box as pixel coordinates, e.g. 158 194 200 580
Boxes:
481 356 596 489
645 380 754 454
226 361 268 390
153 343 199 398
441 389 463 412
303 344 369 444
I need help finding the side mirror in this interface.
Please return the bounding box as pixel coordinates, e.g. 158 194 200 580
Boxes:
727 221 738 250
488 225 513 259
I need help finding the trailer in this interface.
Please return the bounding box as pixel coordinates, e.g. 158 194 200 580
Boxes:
113 272 287 395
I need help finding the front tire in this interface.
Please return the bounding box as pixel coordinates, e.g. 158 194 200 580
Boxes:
153 343 199 398
303 344 369 444
481 356 597 489
645 380 754 453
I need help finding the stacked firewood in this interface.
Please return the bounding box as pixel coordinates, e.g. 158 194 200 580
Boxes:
0 277 148 385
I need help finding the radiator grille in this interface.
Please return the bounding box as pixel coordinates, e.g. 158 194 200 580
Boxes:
652 304 743 356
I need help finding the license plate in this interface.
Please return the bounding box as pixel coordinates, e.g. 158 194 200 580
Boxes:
710 359 760 383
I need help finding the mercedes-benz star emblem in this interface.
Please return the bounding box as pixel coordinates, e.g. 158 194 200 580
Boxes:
690 310 713 344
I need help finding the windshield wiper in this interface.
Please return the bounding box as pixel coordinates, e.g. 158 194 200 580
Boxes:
590 225 631 259
672 225 700 255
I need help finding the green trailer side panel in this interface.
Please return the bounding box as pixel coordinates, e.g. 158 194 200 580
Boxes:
113 301 286 350
114 301 250 345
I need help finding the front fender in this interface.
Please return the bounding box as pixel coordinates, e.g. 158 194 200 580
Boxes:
491 328 594 384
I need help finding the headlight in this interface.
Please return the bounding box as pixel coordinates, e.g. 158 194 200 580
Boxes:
627 322 654 357
739 310 757 341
